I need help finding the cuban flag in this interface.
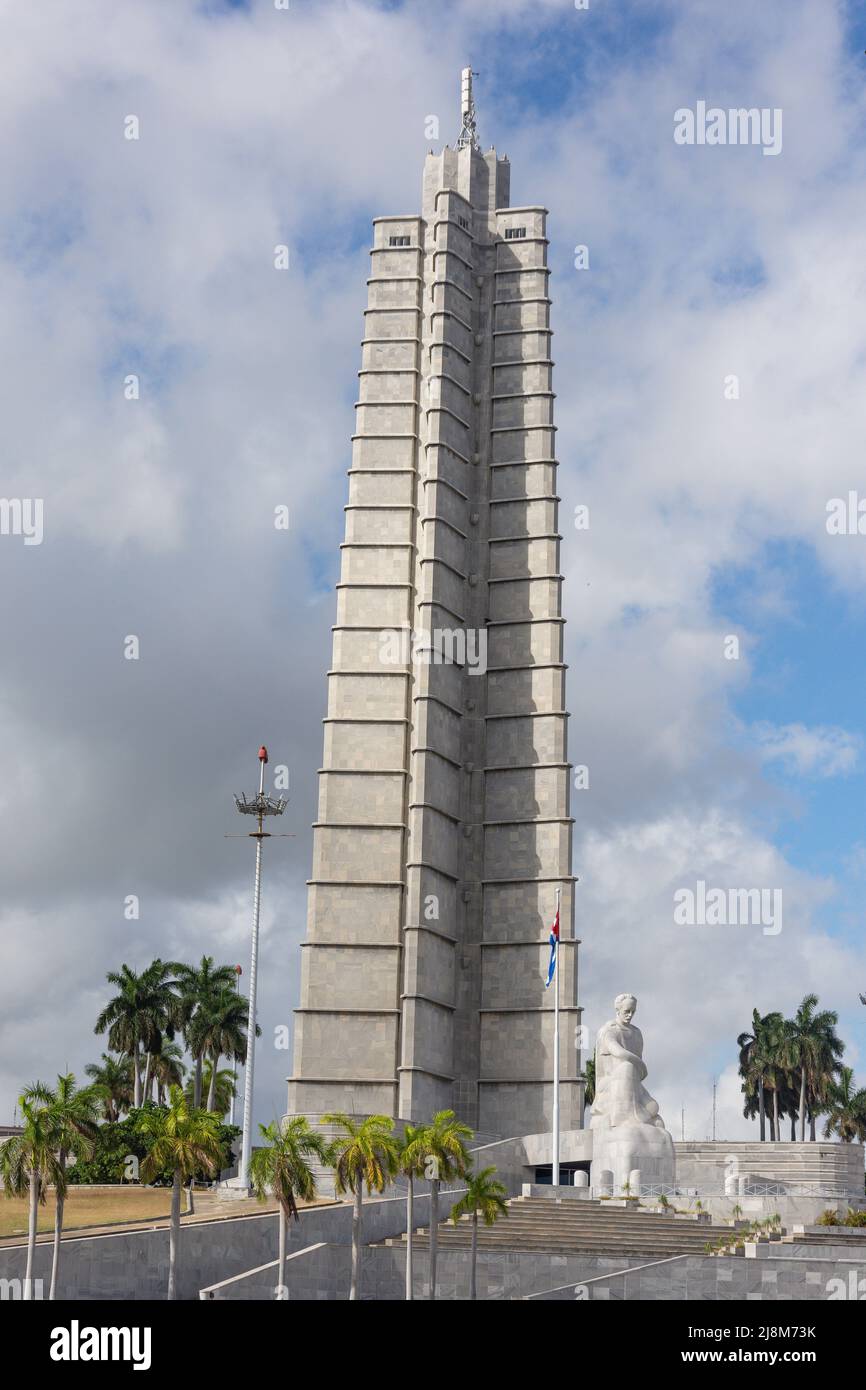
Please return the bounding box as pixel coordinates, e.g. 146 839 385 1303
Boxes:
544 905 560 989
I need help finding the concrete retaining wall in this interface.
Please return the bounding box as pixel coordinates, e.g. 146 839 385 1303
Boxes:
0 1185 470 1302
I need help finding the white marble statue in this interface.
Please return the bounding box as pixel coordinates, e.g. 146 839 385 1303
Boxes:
590 993 675 1195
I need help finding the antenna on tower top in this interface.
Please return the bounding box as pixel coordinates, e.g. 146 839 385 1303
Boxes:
456 66 480 151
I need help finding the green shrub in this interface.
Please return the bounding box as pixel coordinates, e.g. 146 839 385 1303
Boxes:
67 1103 239 1185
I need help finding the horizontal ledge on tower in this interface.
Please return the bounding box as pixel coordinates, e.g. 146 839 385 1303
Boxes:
322 717 410 725
489 424 557 435
488 457 558 467
485 663 567 673
483 760 572 772
397 1066 455 1082
485 712 569 725
421 475 469 500
312 821 406 831
300 941 400 950
489 493 560 505
486 532 561 544
405 861 460 882
495 262 551 274
351 432 419 441
478 1076 583 1085
317 767 409 776
487 572 563 585
403 923 458 943
287 1076 399 1087
480 939 582 948
407 802 461 824
294 1007 400 1015
343 502 417 511
400 992 455 1012
484 616 565 627
307 879 406 887
479 1005 581 1015
409 745 462 769
483 816 575 827
482 874 579 885
327 669 410 678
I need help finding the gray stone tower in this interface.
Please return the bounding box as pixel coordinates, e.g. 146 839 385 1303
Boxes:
287 72 582 1138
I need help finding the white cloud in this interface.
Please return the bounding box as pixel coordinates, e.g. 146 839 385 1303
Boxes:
752 722 861 778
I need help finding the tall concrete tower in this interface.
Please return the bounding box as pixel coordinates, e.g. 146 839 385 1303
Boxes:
287 71 582 1138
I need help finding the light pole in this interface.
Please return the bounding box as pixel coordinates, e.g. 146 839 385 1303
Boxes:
230 964 242 1129
232 745 288 1191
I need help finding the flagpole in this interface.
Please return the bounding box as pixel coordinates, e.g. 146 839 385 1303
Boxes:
552 884 561 1188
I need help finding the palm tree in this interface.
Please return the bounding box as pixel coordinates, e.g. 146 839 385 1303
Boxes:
84 1053 133 1121
396 1122 427 1301
759 1013 787 1141
95 960 181 1107
822 1067 866 1143
151 1041 186 1105
410 1109 472 1300
323 1113 399 1301
249 1117 333 1299
738 1010 782 1140
785 995 844 1142
449 1166 508 1300
193 987 254 1111
184 1059 235 1119
583 1057 596 1109
0 1087 66 1299
174 957 239 1109
136 1086 222 1300
30 1074 101 1300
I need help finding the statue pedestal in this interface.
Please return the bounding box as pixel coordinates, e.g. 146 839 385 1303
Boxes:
592 1122 675 1196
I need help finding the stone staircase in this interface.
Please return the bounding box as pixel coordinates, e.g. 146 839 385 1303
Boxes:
384 1196 734 1259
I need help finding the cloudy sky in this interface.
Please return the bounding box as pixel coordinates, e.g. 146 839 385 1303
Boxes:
1 0 865 1144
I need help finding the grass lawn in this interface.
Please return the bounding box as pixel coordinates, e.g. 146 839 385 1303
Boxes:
0 1187 174 1239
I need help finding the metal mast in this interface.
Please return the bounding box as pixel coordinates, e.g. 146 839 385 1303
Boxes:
233 745 288 1190
456 66 480 150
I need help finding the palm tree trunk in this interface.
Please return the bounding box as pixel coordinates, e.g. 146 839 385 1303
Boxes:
142 1052 152 1101
470 1212 478 1300
24 1168 39 1300
133 1043 142 1108
790 1115 796 1141
772 1085 779 1141
187 1180 195 1216
349 1183 362 1301
277 1208 287 1299
49 1151 67 1301
758 1079 766 1140
193 1055 203 1110
799 1069 807 1142
809 1110 816 1141
428 1179 439 1301
166 1171 181 1301
405 1175 414 1300
206 1052 219 1111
